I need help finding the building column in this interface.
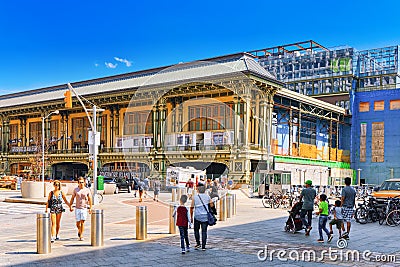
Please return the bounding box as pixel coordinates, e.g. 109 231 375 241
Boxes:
19 117 27 147
259 99 267 150
254 95 260 147
109 107 114 149
114 105 120 140
289 108 293 156
2 118 10 154
233 96 240 148
159 98 167 150
152 105 159 149
265 95 274 158
65 113 70 150
242 94 251 149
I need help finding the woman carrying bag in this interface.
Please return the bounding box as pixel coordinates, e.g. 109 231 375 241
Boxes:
190 185 215 251
45 180 71 242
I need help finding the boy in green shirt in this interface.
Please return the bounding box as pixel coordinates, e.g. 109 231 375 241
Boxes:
316 194 333 243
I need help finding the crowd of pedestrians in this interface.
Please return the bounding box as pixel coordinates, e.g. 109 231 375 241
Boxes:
297 176 356 243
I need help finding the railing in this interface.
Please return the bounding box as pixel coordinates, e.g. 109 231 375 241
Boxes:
164 145 232 151
101 147 151 153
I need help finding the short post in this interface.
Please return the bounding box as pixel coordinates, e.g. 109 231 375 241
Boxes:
226 195 233 218
37 213 51 254
177 188 182 203
219 195 227 221
91 209 104 247
171 188 177 202
169 203 178 234
231 194 237 215
136 206 147 240
180 187 186 198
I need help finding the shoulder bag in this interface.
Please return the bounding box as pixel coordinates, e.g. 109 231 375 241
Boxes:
198 195 217 226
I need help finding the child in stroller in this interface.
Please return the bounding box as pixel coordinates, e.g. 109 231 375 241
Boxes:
284 201 304 233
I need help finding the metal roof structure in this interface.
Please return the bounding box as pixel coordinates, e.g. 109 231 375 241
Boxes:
0 53 278 109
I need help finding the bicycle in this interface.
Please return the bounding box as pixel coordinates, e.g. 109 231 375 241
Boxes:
262 192 275 208
354 197 380 224
386 209 400 226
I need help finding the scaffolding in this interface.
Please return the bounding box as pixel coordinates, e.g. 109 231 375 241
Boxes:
248 40 400 111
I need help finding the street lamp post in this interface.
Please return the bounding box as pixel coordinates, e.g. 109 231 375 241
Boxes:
42 110 59 196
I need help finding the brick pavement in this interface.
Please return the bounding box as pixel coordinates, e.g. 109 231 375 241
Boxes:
0 190 399 266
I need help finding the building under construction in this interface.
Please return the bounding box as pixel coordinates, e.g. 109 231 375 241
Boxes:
249 40 400 184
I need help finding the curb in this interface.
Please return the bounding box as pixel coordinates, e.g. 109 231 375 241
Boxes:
4 196 46 205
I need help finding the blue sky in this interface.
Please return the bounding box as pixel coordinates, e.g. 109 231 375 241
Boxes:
1 0 399 95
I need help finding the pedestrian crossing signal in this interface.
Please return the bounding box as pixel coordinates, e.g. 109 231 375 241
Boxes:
64 90 72 108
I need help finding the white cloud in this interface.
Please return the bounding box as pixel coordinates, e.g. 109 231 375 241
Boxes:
114 57 132 67
105 62 117 69
94 63 99 67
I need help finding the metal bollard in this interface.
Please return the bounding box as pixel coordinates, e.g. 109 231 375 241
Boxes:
91 209 104 246
180 188 186 198
219 195 227 221
177 188 182 203
169 203 179 234
226 195 233 218
37 213 51 254
172 188 177 202
136 206 147 240
232 194 237 215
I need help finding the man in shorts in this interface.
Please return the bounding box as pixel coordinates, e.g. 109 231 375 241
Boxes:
70 177 92 241
341 177 356 239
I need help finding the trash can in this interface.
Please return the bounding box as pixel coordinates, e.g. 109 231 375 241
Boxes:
37 213 51 254
91 209 104 247
136 206 147 240
258 184 265 197
97 175 104 191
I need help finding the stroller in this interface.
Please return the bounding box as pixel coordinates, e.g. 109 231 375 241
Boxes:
284 201 304 234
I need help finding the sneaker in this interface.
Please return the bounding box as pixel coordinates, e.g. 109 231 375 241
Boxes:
55 236 60 241
194 244 201 250
327 234 333 243
51 237 55 243
202 248 206 251
317 239 324 243
181 249 186 254
186 247 190 252
78 233 81 238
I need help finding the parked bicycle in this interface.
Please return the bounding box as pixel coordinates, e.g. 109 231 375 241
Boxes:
354 197 381 224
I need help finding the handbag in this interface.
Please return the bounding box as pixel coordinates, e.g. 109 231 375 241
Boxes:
47 191 53 209
198 195 217 226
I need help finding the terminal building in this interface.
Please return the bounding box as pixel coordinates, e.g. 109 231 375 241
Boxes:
3 39 396 187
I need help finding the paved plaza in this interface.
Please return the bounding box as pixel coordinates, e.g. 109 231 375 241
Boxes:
0 189 399 266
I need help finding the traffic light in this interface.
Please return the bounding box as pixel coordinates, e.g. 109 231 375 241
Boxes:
64 90 72 108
